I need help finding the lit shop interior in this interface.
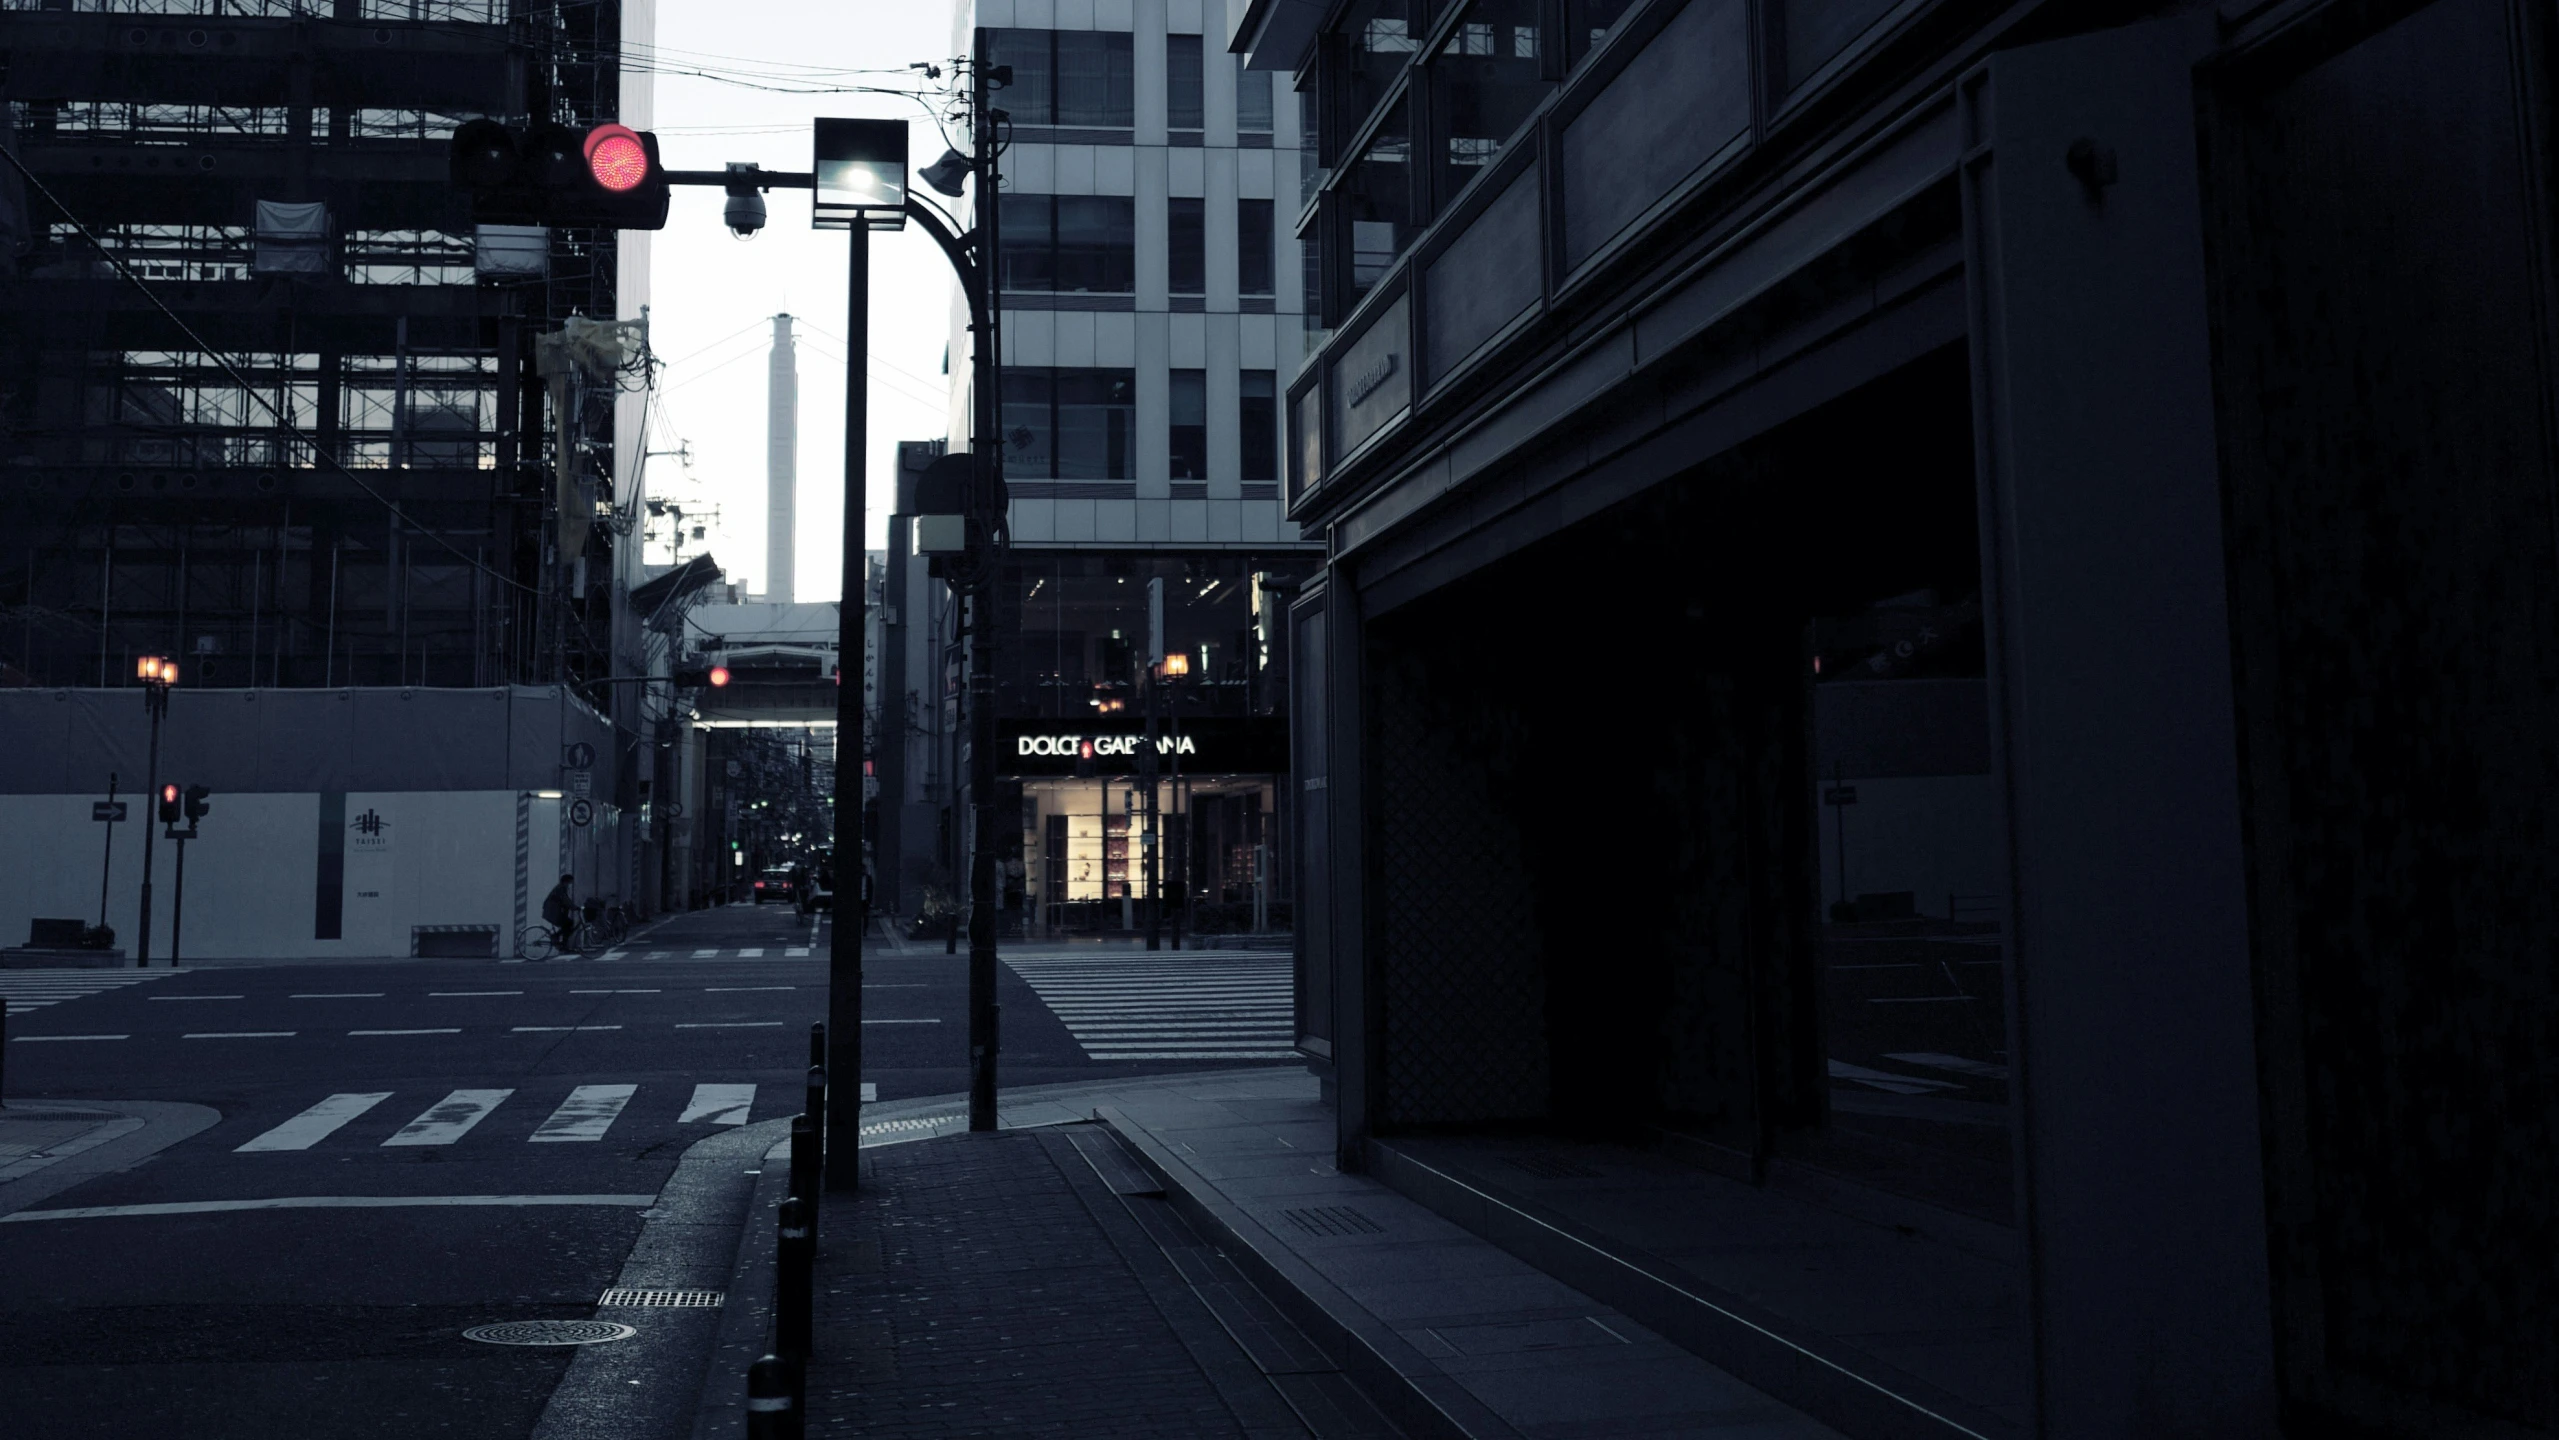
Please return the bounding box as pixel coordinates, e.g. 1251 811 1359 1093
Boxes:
996 554 1304 938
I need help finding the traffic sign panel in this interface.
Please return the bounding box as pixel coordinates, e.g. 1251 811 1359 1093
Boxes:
569 799 595 828
564 741 596 770
93 801 128 822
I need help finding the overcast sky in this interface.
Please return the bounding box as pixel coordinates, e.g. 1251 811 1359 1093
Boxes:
639 0 964 602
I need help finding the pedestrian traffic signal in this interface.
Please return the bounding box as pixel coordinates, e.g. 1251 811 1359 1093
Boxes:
158 783 181 824
448 118 670 230
184 785 212 823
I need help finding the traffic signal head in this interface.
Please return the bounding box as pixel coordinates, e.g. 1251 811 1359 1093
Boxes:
184 784 212 823
708 665 731 688
448 119 668 230
673 661 732 690
158 784 181 824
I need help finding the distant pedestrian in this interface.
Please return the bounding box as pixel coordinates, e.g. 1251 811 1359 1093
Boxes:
541 873 575 952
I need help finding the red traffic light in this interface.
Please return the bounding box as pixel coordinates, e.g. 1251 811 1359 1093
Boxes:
162 784 179 805
707 665 731 688
584 124 651 193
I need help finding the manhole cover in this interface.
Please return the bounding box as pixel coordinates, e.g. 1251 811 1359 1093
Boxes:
462 1320 636 1347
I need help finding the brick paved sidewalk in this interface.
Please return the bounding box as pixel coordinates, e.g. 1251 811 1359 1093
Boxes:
805 1127 1323 1440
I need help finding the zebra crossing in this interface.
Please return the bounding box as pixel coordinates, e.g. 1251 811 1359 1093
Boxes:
541 947 818 963
0 969 168 1016
235 1081 761 1152
1003 950 1297 1061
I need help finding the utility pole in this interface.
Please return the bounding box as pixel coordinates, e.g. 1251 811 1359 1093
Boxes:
1144 578 1162 952
964 36 1006 1133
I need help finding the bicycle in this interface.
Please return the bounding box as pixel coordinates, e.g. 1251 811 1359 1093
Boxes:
517 922 604 961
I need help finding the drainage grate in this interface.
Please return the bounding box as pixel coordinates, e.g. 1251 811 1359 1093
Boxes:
598 1288 723 1308
1504 1155 1604 1180
463 1319 636 1346
1279 1204 1385 1237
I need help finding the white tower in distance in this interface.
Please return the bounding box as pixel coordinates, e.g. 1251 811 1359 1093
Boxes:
765 313 797 604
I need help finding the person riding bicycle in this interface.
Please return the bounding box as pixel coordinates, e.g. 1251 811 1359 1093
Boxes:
541 873 575 952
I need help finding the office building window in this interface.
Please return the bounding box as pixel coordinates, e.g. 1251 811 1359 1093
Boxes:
1170 369 1208 480
1168 197 1205 295
1001 194 1136 293
1336 0 1417 143
990 28 1135 127
1238 199 1274 296
1005 367 1137 479
1167 33 1204 130
1342 104 1411 301
1566 0 1637 67
1237 55 1274 133
1240 370 1277 482
1429 0 1552 208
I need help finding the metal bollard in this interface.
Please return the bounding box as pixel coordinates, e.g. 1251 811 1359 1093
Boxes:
775 1196 814 1364
788 1113 818 1236
805 1063 827 1167
808 1020 825 1072
746 1353 802 1440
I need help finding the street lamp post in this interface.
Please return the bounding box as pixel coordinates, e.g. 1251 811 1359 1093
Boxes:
134 655 174 966
657 70 1005 1180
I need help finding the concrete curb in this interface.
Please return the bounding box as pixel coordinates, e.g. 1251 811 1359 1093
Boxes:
1095 1104 1526 1440
531 1115 795 1440
0 1098 221 1219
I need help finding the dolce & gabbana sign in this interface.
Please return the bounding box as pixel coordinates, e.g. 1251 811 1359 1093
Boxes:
996 717 1292 777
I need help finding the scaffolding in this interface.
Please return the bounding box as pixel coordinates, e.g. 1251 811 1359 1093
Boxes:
0 0 640 690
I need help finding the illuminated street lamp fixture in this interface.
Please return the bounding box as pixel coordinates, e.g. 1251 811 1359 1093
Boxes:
812 118 908 232
1158 653 1190 678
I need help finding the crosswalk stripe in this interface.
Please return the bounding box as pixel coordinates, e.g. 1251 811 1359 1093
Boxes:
785 947 811 956
0 970 170 1014
384 1089 513 1146
739 948 764 957
691 949 718 958
238 1092 392 1152
531 1084 636 1142
679 1083 756 1125
1004 953 1293 1061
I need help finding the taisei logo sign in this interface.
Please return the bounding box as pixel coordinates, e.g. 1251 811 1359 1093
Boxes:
1016 734 1199 758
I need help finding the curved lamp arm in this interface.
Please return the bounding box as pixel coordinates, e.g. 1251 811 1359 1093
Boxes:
903 198 987 338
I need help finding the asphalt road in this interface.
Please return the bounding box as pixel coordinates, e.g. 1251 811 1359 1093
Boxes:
0 902 1295 1438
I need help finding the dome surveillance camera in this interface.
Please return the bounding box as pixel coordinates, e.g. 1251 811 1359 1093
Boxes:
725 189 767 238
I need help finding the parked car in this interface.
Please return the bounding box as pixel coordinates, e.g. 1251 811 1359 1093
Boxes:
751 869 797 905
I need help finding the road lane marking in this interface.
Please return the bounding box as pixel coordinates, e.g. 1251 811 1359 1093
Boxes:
1885 1052 2009 1080
10 1034 128 1042
293 993 384 999
183 1031 295 1039
676 1022 783 1029
1 1194 658 1223
349 1028 462 1036
511 1025 622 1032
679 1083 756 1125
645 952 669 959
706 986 793 992
861 1083 877 1101
865 984 927 989
739 948 765 957
531 1084 636 1142
432 991 521 997
236 1092 392 1152
384 1089 511 1146
691 949 718 958
785 948 811 956
863 1018 940 1025
570 989 660 994
150 995 243 1001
